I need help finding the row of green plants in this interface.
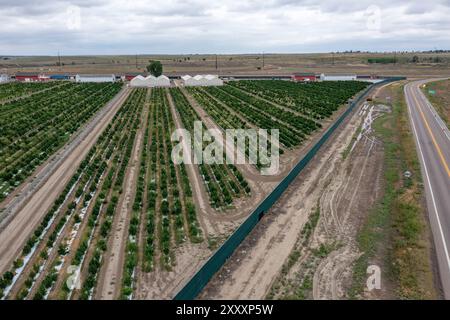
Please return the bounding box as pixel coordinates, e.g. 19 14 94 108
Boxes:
202 86 302 148
228 80 369 120
77 89 146 300
187 87 280 169
141 88 204 275
0 88 144 300
169 87 250 210
120 90 153 299
218 85 320 139
0 81 65 103
0 82 123 202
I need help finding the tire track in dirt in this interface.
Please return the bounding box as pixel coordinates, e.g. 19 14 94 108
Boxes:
312 104 387 300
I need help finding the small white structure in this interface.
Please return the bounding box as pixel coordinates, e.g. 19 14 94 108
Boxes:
0 74 10 83
181 74 223 87
155 75 171 87
75 74 115 83
320 73 357 81
129 75 171 87
181 75 194 86
130 75 151 87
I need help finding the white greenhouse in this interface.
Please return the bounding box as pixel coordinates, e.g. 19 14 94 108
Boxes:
130 75 171 87
181 74 223 87
75 74 116 83
320 73 357 81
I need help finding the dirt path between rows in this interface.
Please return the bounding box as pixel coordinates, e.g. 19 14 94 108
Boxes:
0 87 130 275
96 92 149 300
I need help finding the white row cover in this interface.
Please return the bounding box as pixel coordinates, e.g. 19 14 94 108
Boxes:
130 75 171 87
75 74 116 83
319 73 357 81
181 74 223 87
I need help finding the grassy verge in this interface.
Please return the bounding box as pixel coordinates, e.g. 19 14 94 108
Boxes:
350 83 437 299
421 79 450 129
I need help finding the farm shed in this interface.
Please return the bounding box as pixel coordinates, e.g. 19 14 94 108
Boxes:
320 73 357 81
75 74 116 83
129 75 171 87
0 74 10 83
15 72 41 82
181 74 223 87
291 73 317 82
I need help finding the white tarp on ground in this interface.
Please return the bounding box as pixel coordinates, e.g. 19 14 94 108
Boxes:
130 75 170 87
181 74 223 87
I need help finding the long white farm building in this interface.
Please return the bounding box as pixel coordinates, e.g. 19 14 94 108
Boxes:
75 74 116 83
130 75 170 87
181 74 223 87
320 73 357 81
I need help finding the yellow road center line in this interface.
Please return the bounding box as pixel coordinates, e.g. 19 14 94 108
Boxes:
411 87 450 179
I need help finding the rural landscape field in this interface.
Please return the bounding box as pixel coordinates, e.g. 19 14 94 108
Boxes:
1 0 450 310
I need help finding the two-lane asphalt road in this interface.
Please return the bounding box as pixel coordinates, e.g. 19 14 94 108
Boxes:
404 79 450 299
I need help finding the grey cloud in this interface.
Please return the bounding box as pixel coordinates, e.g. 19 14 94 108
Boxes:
0 0 449 55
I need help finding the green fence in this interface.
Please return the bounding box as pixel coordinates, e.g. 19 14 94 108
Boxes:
174 77 405 300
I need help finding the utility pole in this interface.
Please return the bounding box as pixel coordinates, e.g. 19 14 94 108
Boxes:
57 51 61 68
262 52 265 69
394 51 397 65
332 52 335 65
135 54 138 69
215 54 218 70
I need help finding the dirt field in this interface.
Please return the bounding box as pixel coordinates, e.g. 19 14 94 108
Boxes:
198 99 388 299
2 52 450 78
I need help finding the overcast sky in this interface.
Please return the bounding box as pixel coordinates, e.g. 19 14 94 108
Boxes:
1 0 449 55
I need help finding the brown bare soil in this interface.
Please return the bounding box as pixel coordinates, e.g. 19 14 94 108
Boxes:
3 53 450 78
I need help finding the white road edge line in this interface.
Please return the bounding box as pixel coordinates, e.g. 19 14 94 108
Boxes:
405 84 450 278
